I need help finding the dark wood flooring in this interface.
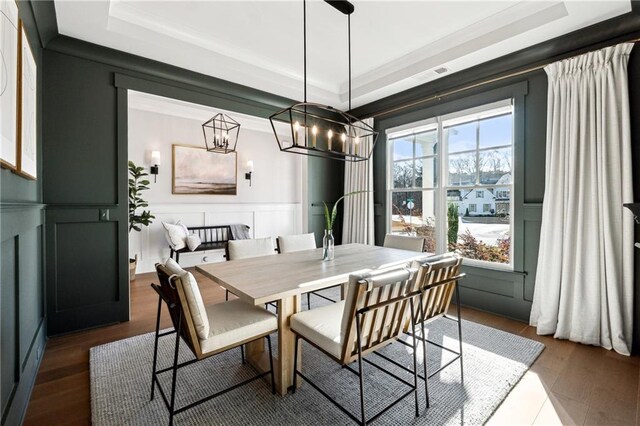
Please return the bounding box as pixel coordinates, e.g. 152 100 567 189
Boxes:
24 269 639 425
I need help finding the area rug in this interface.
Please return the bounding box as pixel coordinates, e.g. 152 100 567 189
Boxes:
90 296 543 425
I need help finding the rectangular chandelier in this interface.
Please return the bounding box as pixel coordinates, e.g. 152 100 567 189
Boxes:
270 102 377 162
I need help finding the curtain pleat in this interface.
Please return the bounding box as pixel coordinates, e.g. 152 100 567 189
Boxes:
530 43 634 355
342 118 375 245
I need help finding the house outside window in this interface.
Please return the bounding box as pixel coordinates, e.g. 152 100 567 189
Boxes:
387 99 514 267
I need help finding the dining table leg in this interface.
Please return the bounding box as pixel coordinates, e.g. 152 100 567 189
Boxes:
276 295 301 396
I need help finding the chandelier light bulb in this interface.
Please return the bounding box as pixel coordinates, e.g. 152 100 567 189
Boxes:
311 125 318 148
293 121 300 145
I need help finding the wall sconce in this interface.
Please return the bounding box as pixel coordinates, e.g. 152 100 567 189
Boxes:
245 160 254 187
150 150 160 183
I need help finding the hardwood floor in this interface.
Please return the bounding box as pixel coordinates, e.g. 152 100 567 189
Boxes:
24 269 639 425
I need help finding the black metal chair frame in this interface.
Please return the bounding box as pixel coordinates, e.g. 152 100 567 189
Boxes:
149 283 276 426
291 288 426 425
373 273 466 409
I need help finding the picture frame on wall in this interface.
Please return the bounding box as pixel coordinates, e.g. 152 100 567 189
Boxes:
0 0 19 170
17 19 37 180
172 144 237 195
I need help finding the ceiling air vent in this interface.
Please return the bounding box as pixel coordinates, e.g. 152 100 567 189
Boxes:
434 67 449 75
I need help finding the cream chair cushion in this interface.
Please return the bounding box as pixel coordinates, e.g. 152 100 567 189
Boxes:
277 233 316 253
200 299 277 354
228 237 275 260
383 233 425 252
290 301 345 359
165 257 210 340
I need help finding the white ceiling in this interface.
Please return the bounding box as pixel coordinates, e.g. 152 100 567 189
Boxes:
55 1 632 110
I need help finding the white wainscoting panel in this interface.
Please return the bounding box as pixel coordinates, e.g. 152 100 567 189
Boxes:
130 203 302 273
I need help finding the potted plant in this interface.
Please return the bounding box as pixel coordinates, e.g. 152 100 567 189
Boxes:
322 190 366 261
129 161 155 280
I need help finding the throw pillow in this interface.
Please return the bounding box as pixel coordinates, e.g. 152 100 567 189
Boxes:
186 234 201 251
163 220 189 250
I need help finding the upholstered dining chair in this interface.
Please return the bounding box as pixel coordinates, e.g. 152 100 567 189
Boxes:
383 233 426 252
275 232 316 254
150 258 277 426
290 265 427 425
222 236 277 301
373 253 465 409
226 236 278 313
226 236 277 261
276 233 328 309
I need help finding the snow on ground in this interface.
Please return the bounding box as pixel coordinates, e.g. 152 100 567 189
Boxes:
391 216 509 246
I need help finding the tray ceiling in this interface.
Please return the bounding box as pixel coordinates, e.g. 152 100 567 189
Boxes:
55 1 632 109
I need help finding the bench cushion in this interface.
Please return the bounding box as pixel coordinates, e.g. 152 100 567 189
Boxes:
200 299 277 354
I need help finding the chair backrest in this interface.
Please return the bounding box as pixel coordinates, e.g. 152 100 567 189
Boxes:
339 266 417 364
411 253 463 324
276 233 316 253
153 263 204 358
383 233 425 252
226 237 276 260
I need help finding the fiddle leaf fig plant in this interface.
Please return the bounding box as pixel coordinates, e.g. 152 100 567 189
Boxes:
128 161 155 233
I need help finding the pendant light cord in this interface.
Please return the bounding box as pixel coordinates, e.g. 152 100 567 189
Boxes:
303 0 307 103
348 13 351 112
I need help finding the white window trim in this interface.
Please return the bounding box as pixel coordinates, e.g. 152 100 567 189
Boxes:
386 99 515 269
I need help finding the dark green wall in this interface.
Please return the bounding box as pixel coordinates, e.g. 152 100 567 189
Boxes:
0 2 46 424
628 48 640 353
41 34 300 336
308 158 345 247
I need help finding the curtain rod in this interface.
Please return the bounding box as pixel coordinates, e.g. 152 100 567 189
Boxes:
370 36 640 119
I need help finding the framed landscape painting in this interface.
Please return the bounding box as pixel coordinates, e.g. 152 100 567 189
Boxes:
172 144 237 195
18 21 37 180
0 0 18 170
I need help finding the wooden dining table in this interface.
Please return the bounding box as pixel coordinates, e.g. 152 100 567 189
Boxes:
195 243 425 396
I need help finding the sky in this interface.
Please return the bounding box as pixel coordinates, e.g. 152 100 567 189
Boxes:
392 113 512 160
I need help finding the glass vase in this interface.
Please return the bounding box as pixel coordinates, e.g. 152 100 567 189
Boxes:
322 229 335 261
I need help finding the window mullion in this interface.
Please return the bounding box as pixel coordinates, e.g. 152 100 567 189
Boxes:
475 120 480 185
437 117 447 254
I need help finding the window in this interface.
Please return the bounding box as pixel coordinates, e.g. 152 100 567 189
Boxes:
387 100 514 267
389 126 438 252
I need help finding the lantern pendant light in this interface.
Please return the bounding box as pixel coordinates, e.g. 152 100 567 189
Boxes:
269 0 377 162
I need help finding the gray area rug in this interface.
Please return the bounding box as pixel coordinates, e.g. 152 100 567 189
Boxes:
91 290 544 425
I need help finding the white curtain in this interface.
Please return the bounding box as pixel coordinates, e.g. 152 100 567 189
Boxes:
342 118 375 244
530 43 634 355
